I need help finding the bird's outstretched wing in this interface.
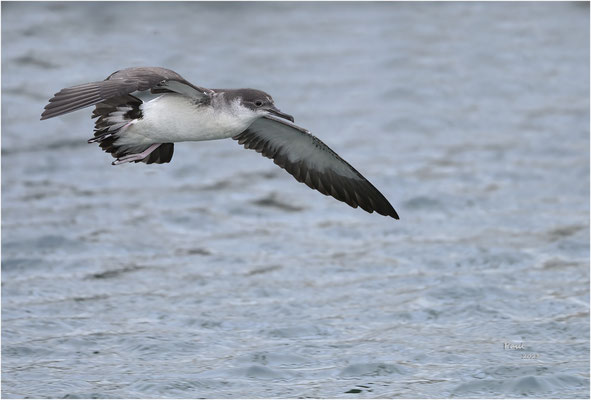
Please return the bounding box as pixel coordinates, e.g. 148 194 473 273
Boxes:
233 115 399 219
41 67 212 120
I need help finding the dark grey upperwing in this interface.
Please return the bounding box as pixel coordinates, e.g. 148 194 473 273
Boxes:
41 67 213 120
233 115 399 219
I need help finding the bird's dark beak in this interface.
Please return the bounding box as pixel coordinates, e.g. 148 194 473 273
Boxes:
267 106 294 122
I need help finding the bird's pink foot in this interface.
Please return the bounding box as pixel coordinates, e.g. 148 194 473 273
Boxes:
112 143 162 165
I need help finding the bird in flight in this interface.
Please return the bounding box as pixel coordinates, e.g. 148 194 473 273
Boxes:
41 67 399 219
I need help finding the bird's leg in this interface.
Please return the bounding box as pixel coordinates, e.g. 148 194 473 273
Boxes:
112 143 162 165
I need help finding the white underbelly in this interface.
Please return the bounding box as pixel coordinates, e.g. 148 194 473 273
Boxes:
116 94 257 146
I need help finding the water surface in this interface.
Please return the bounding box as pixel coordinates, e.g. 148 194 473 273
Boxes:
1 2 589 398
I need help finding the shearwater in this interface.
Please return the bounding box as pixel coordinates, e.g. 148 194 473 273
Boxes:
41 67 399 219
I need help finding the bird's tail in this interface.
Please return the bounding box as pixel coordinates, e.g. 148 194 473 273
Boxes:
89 95 174 164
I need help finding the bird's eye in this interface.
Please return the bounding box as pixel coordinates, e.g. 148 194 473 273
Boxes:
254 100 263 107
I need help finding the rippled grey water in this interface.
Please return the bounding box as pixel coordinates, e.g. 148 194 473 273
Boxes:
1 1 589 398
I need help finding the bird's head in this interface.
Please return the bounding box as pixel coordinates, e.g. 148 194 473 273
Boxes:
233 89 294 122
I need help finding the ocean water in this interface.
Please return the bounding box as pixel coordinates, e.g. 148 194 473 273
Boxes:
1 1 589 398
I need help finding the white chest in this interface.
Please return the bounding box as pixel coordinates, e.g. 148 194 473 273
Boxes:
123 94 259 144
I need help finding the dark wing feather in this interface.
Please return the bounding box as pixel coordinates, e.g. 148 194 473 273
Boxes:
144 143 174 164
41 67 212 120
233 115 399 219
